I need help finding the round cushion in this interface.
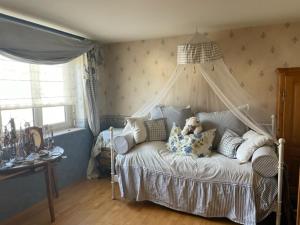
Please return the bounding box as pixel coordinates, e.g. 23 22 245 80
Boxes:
251 146 278 177
113 133 135 155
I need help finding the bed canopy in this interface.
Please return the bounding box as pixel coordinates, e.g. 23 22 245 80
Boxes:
132 32 274 139
109 32 285 225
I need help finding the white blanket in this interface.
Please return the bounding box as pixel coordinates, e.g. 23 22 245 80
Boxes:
116 141 277 225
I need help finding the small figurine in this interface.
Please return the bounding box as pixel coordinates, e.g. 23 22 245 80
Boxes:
24 125 36 155
43 125 50 149
0 143 3 165
9 118 17 143
3 126 9 147
16 126 26 160
0 119 44 162
43 125 54 149
50 129 54 148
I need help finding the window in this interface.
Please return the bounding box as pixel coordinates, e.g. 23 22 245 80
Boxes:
42 106 66 125
0 55 78 131
1 109 33 130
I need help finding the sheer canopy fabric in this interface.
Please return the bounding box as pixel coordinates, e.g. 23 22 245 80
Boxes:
198 60 272 137
0 16 94 65
133 34 274 139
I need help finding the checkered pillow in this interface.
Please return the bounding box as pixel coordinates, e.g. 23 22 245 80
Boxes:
144 119 167 141
217 129 243 158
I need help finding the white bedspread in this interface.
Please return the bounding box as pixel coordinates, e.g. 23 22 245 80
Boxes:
116 141 277 225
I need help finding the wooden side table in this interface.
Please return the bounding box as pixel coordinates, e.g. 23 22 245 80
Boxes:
0 146 64 222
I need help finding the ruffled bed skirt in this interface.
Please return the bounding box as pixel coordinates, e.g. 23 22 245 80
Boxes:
117 165 277 225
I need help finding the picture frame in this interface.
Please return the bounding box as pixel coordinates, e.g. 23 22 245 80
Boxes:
25 126 44 150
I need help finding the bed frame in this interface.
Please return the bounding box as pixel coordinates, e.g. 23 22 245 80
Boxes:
109 115 285 225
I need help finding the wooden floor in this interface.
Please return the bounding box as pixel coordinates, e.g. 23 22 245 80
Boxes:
1 179 273 225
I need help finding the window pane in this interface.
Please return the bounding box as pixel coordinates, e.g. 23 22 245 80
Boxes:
39 64 64 81
42 106 66 125
0 55 32 108
40 82 65 104
0 55 74 109
39 64 70 106
1 109 33 129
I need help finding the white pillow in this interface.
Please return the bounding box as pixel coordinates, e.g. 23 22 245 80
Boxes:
113 132 135 154
236 130 273 163
125 117 147 144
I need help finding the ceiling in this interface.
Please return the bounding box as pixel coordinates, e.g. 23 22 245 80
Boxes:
1 0 300 43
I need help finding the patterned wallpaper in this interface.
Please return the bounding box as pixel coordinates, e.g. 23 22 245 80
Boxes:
99 22 300 116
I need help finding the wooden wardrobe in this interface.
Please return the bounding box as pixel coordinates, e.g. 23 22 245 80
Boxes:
276 68 300 199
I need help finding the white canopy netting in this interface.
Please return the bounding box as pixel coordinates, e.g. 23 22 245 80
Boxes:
132 32 274 139
106 33 284 225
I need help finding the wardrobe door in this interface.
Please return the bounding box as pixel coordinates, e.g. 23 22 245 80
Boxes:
277 68 300 197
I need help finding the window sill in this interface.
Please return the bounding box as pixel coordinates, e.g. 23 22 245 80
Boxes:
53 127 86 137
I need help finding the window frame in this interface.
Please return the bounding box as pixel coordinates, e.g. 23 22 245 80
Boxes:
0 55 77 133
36 105 74 131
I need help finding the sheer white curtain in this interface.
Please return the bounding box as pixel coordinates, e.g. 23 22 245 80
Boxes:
0 54 76 110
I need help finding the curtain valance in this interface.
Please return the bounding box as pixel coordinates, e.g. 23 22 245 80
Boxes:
0 15 95 65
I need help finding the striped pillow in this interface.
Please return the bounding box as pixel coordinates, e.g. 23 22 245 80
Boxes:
251 146 278 177
217 129 243 158
144 118 167 141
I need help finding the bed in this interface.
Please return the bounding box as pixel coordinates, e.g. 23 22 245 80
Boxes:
93 115 125 176
115 141 278 225
96 109 284 225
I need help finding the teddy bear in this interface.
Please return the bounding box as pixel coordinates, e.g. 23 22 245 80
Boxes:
181 117 203 136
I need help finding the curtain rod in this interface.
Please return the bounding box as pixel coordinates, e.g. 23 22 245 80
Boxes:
0 13 86 41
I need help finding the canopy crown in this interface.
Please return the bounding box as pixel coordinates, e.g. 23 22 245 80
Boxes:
177 32 223 64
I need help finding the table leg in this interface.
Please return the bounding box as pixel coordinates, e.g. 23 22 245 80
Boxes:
44 163 55 222
51 167 59 198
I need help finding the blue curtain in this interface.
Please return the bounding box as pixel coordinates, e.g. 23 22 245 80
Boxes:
85 46 103 179
0 15 94 64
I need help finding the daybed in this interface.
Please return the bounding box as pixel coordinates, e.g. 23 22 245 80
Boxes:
94 115 125 176
95 108 284 225
115 141 277 225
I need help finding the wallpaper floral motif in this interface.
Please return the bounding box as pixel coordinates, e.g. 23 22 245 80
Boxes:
99 22 300 117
